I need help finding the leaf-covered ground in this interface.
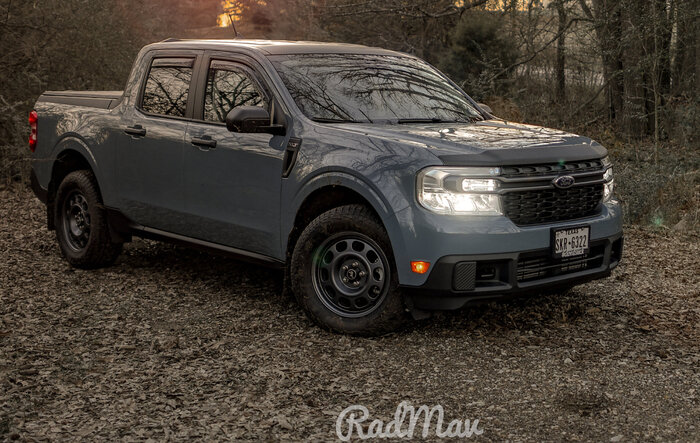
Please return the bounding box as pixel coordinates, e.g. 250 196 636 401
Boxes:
1 188 698 441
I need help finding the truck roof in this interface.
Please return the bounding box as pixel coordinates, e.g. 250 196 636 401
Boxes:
149 39 407 57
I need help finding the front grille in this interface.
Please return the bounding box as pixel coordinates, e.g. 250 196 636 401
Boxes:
502 159 604 178
517 243 605 282
499 159 606 225
503 184 604 225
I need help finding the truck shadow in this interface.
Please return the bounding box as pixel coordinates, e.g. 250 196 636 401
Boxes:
416 291 593 334
115 238 599 335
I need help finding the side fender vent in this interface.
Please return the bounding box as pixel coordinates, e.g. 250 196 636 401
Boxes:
282 138 301 178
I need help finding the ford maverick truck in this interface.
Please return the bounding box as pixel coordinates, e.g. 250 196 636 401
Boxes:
29 39 623 335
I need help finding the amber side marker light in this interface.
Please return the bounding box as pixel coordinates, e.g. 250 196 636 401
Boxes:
411 261 430 274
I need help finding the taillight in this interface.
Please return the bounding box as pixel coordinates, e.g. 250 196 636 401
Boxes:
29 110 38 152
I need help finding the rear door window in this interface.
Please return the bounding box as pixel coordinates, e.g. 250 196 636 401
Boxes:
203 60 267 123
141 58 194 117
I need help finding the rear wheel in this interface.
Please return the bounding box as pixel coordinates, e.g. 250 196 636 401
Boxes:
55 170 122 268
290 205 407 335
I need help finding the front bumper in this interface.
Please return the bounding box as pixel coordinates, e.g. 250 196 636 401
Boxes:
404 232 622 310
391 200 623 309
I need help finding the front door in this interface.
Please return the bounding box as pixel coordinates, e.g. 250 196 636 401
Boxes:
182 58 286 258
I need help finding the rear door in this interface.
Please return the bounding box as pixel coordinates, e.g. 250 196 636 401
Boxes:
117 52 201 232
181 54 288 258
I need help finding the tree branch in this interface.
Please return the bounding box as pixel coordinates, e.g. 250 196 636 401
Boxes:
570 71 624 116
577 0 594 20
317 0 491 19
486 17 584 82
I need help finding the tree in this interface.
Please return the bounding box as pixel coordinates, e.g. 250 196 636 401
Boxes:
437 11 518 99
553 0 568 102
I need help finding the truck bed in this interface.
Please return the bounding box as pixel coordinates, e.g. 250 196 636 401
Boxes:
38 90 123 109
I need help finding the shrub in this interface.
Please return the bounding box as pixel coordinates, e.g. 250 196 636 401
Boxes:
437 12 518 100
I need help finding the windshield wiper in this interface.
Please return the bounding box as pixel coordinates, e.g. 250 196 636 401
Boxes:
310 117 359 123
397 117 475 124
397 118 448 124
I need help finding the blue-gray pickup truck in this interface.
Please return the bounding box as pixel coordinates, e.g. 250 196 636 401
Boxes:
29 39 622 335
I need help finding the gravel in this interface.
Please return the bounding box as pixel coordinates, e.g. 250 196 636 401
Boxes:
1 187 698 441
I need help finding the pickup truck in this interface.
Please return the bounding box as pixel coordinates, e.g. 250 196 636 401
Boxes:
29 39 623 335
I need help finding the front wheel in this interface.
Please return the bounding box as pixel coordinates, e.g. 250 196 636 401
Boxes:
54 170 122 269
290 205 408 335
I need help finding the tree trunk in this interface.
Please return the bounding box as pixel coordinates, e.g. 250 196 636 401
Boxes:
672 0 698 96
555 0 567 103
590 0 625 125
656 0 672 97
621 0 649 137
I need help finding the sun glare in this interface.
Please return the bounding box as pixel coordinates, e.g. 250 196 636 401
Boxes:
217 0 243 28
217 0 270 27
214 0 534 27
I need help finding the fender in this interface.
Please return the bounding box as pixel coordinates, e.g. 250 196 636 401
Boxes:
49 134 116 203
51 134 100 177
283 169 410 275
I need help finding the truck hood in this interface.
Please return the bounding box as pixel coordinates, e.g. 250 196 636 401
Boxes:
336 119 607 165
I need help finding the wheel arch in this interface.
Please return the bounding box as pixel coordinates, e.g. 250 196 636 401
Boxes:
47 141 101 231
284 173 408 269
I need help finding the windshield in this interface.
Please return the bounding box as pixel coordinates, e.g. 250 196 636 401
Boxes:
269 54 483 124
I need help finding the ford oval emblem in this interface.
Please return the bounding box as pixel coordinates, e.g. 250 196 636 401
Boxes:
553 175 575 189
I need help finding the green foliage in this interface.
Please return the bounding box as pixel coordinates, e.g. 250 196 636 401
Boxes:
582 127 699 231
437 12 518 100
613 149 699 231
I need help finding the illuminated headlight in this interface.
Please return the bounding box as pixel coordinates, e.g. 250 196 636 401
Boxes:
417 167 502 215
602 159 614 202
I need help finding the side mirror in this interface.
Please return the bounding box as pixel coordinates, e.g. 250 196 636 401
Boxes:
225 106 286 136
477 103 493 115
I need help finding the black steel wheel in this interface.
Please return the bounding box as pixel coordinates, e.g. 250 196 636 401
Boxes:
290 204 408 335
55 170 122 269
62 190 91 251
312 233 390 318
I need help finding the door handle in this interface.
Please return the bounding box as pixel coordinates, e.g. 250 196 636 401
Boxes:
124 125 147 137
190 137 217 149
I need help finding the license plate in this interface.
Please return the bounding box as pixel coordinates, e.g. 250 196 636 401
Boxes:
552 226 590 258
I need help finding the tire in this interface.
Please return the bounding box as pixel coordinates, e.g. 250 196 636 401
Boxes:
54 170 122 269
290 204 408 335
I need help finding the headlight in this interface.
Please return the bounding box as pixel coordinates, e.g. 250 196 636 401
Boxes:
602 158 614 202
417 167 502 215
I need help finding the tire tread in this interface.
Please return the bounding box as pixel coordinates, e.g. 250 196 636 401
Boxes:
290 204 408 336
55 170 122 269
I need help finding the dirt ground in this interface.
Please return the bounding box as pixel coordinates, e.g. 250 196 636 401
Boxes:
1 188 698 441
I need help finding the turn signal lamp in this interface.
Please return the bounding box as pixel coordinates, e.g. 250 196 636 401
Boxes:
411 261 430 274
